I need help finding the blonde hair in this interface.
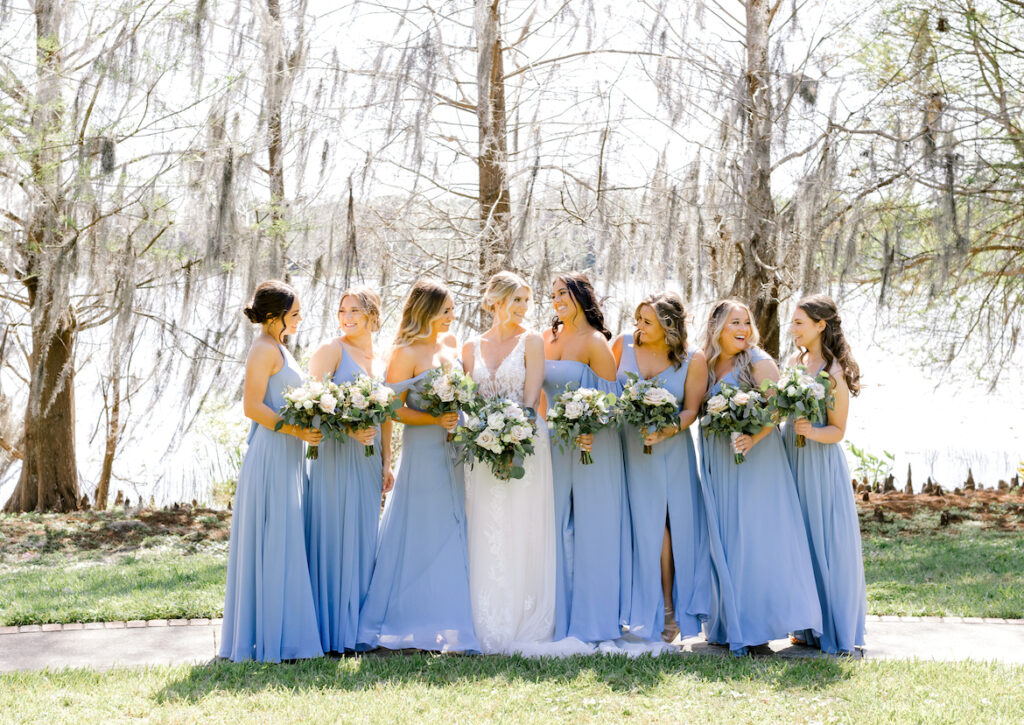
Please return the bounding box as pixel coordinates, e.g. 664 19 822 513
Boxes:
339 286 382 332
702 298 761 395
482 271 530 321
394 279 451 346
634 292 689 369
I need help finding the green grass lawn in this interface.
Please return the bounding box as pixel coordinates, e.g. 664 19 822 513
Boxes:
2 502 1023 626
1 654 1022 723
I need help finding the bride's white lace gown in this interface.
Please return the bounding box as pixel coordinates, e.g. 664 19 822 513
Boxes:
464 335 556 654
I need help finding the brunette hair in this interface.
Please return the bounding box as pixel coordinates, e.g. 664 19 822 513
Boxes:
634 292 689 369
339 286 382 332
550 272 611 340
701 298 761 394
394 278 451 346
795 294 861 396
243 280 296 336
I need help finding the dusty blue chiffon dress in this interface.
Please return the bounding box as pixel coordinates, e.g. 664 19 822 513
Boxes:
543 359 630 642
219 343 323 663
699 347 822 654
782 371 867 654
617 339 711 641
355 368 480 653
305 346 383 653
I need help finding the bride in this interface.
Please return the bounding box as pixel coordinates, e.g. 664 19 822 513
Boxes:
461 271 556 653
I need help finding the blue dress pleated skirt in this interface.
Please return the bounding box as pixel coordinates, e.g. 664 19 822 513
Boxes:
219 344 323 663
355 369 480 653
305 347 383 653
698 349 822 654
782 420 867 654
543 360 630 642
617 340 711 640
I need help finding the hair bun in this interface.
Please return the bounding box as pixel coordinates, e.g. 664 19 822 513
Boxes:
243 305 261 323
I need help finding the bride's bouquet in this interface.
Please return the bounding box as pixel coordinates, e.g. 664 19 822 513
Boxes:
420 367 479 441
456 398 537 480
335 374 401 457
275 379 343 459
769 366 831 447
701 382 772 464
547 386 618 465
616 372 681 454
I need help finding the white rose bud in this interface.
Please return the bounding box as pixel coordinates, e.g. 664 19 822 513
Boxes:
475 429 503 454
706 395 728 415
319 394 337 414
487 412 506 430
350 391 369 410
733 392 751 406
564 401 585 419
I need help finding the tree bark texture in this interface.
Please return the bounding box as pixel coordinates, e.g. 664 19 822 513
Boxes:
730 0 781 358
4 0 82 513
476 0 511 282
265 0 288 278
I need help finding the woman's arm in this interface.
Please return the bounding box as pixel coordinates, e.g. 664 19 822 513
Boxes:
386 346 456 430
308 339 341 382
523 333 545 411
796 363 850 444
611 334 624 369
243 341 321 444
679 350 708 430
586 332 618 382
732 357 780 454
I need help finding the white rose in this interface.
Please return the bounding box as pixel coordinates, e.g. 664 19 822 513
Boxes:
466 415 482 430
643 388 675 407
487 412 506 430
303 399 315 410
785 385 798 397
307 381 325 396
733 392 751 406
706 395 728 414
811 382 826 399
370 387 393 406
475 429 503 454
510 424 531 442
350 391 369 410
564 401 585 419
318 394 337 414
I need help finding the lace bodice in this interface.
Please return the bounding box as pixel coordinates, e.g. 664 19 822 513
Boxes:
472 335 527 403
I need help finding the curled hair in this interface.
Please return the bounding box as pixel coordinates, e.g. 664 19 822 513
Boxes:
550 272 612 340
339 286 382 332
394 278 451 347
702 298 761 395
243 280 296 336
482 271 530 320
796 294 861 396
634 292 689 369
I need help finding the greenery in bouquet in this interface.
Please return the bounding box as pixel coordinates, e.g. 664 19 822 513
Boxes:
701 382 772 464
769 365 832 447
419 367 479 441
275 379 344 459
335 374 401 456
616 372 681 454
547 385 618 465
455 397 537 480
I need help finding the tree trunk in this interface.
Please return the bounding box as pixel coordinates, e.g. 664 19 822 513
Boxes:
731 0 781 358
476 0 511 283
265 0 288 279
4 0 81 513
94 374 122 511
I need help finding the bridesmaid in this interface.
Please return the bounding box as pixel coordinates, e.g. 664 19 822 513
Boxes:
305 287 395 654
220 280 324 663
542 272 629 643
613 292 711 643
355 279 480 653
698 299 822 655
783 294 867 655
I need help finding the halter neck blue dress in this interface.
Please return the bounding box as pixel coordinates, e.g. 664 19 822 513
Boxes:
617 338 711 641
219 342 323 662
305 345 384 653
698 347 822 654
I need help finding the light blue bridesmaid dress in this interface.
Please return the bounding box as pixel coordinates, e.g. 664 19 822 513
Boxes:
699 347 822 654
305 346 383 653
543 359 630 642
782 367 867 654
219 343 323 663
355 368 480 653
617 338 711 641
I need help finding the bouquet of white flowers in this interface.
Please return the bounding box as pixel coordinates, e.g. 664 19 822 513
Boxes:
701 382 772 464
419 367 479 441
547 385 618 465
616 372 681 454
769 366 832 447
335 374 401 457
275 379 344 459
455 398 537 480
